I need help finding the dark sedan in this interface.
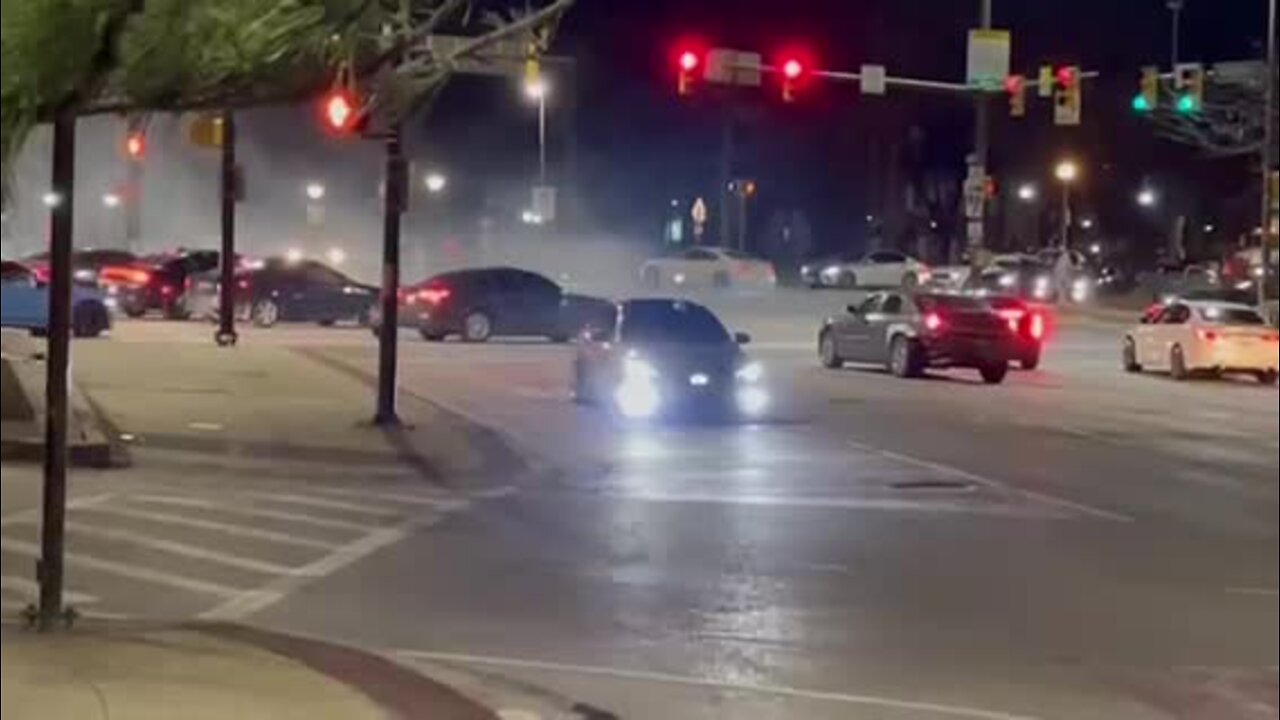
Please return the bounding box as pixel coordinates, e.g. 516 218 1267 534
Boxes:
228 259 376 327
819 292 1017 384
392 267 615 343
119 250 222 319
573 299 767 420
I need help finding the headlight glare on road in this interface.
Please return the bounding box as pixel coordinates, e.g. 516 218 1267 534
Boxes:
617 357 661 419
736 386 770 417
736 361 764 384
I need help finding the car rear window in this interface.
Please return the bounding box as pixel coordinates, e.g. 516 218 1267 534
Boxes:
621 301 731 344
916 295 987 312
1198 306 1266 326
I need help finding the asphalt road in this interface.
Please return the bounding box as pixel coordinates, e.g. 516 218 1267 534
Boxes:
4 291 1277 719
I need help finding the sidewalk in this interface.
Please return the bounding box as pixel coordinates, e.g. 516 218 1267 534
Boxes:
1 622 496 720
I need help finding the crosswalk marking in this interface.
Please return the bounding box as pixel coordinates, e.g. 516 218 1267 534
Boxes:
39 520 307 576
133 495 380 533
80 505 343 551
237 491 415 517
1 539 242 599
305 485 471 510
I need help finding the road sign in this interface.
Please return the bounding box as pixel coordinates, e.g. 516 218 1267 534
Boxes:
691 197 708 241
966 29 1012 91
860 64 887 95
707 49 763 87
532 185 557 223
188 115 224 149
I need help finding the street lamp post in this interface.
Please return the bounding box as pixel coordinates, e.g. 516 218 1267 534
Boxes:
525 80 549 186
1055 161 1079 249
1167 0 1185 68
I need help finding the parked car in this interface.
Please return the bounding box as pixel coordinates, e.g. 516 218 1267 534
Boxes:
640 247 777 290
573 299 768 420
814 250 933 290
194 258 377 328
1124 300 1278 384
1 260 112 338
118 250 222 319
388 267 616 343
818 291 1016 384
1144 263 1221 304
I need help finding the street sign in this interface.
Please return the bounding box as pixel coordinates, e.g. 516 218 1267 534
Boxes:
860 64 887 95
966 29 1012 91
532 185 557 223
707 49 763 87
188 115 224 149
691 197 708 242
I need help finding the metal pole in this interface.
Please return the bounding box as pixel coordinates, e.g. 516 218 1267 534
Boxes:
1261 0 1278 307
375 125 405 427
538 94 548 186
1168 1 1184 69
125 158 142 251
719 109 734 248
38 112 76 632
970 0 994 263
1061 183 1072 250
216 111 239 348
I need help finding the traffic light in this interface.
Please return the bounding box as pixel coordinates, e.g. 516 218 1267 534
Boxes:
781 56 806 103
125 132 145 161
320 88 361 135
1174 63 1204 114
1133 66 1160 113
1055 66 1078 91
1053 65 1082 126
1004 75 1027 118
677 48 702 96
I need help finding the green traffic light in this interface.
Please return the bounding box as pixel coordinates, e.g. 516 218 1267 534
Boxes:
1132 94 1154 113
1176 94 1198 114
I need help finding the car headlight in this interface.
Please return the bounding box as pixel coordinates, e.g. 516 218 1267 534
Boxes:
1071 278 1091 303
624 356 659 382
617 357 661 419
998 273 1017 288
735 361 764 384
1033 276 1052 299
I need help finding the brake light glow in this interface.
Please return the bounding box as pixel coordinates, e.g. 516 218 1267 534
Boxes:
923 313 944 332
1197 329 1220 343
100 265 151 287
161 285 176 297
33 266 51 284
996 309 1025 333
1029 314 1046 341
237 279 251 291
419 287 452 306
1265 333 1279 344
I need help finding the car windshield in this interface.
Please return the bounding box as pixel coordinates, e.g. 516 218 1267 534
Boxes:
1198 306 1266 326
621 301 731 344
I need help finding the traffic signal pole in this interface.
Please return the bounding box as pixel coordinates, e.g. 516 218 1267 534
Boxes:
972 0 994 261
1262 0 1278 308
216 111 239 348
37 112 76 632
375 124 405 427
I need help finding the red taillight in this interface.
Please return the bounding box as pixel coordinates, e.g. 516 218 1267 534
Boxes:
419 287 452 306
1197 329 1220 343
100 265 150 287
923 313 944 332
161 285 176 297
997 309 1025 333
1029 314 1046 341
33 266 51 284
1265 333 1279 344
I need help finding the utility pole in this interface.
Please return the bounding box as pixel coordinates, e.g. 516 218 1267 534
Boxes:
1168 0 1185 68
1262 0 1278 307
124 159 143 250
216 111 239 348
37 112 76 632
375 124 406 427
719 108 735 248
970 0 994 263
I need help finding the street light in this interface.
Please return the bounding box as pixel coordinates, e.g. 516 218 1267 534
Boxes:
1055 161 1079 248
42 192 63 208
1137 187 1158 208
101 193 121 209
424 172 447 194
1017 184 1038 202
524 79 550 186
1081 218 1095 230
305 183 326 202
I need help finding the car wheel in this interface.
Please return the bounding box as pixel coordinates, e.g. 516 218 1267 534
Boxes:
252 299 280 328
72 303 107 338
980 363 1009 385
419 328 447 342
1123 337 1142 373
1019 347 1041 371
1256 370 1278 386
1170 344 1189 381
165 305 192 321
123 304 147 319
888 335 922 379
819 331 844 369
462 311 493 343
902 272 920 290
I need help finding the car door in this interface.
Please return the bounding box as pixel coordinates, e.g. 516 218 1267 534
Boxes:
835 294 884 362
1 263 45 328
680 249 721 286
509 271 565 335
1147 303 1191 368
866 294 906 364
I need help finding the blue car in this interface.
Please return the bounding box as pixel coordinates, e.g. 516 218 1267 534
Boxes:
1 260 113 338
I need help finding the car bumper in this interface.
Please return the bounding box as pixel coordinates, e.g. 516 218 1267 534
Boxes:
1188 342 1279 373
922 336 1019 367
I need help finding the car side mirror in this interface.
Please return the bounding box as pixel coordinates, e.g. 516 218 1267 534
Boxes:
734 332 752 345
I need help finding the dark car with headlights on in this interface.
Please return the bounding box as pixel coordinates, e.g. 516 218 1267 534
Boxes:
974 255 1056 303
573 299 768 420
230 258 376 328
819 292 1017 384
391 267 615 344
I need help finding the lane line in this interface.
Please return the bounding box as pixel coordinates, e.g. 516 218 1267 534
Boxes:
397 651 1044 720
597 491 1069 519
0 494 114 528
846 440 1134 523
0 539 242 599
22 520 307 576
132 495 378 533
1 576 99 605
236 491 411 517
79 505 343 551
1225 588 1280 597
303 485 472 510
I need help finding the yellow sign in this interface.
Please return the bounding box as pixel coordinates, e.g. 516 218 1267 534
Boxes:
188 115 224 149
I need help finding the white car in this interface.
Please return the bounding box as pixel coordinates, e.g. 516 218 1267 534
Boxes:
825 251 932 289
1123 300 1278 384
641 247 777 290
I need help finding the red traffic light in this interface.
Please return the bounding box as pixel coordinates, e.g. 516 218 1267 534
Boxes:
782 58 805 80
679 50 700 73
321 89 359 134
1003 75 1025 95
1056 66 1078 90
125 133 145 160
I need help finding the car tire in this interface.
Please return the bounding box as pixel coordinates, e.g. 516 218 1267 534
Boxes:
1019 347 1041 371
461 311 493 343
888 335 923 379
980 363 1009 385
317 319 336 328
1170 344 1189 381
72 303 107 339
123 304 147 320
1256 370 1278 386
1123 337 1142 373
252 300 280 328
819 331 844 369
165 306 192 321
419 329 447 342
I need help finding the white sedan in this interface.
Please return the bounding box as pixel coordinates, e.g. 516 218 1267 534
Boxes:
1124 300 1278 384
825 250 932 289
641 247 777 290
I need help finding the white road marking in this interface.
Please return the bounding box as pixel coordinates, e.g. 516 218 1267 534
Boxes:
44 520 306 576
0 494 113 528
81 504 342 551
397 651 1044 720
1 539 241 599
598 491 1069 519
304 485 472 510
1226 588 1280 597
133 495 378 533
846 440 1134 523
1 576 99 605
187 422 224 432
237 491 411 517
201 523 418 622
